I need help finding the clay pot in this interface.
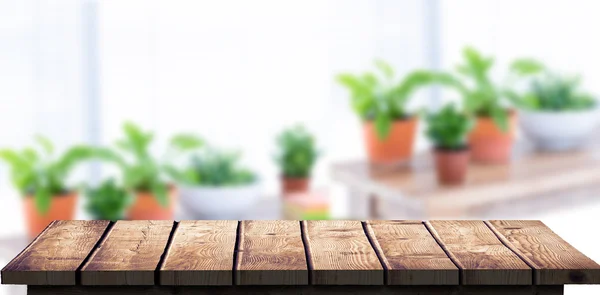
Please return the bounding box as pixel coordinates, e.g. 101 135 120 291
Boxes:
23 192 77 238
468 111 517 164
281 177 309 195
434 147 470 185
127 186 177 220
363 117 418 164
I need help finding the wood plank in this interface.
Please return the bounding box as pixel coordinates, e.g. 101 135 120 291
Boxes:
1 220 109 285
27 285 564 295
303 220 383 285
426 220 531 285
28 286 172 295
365 220 459 285
160 220 238 286
235 220 307 285
487 220 600 285
80 220 174 285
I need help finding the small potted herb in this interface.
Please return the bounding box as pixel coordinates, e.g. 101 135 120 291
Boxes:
423 48 543 163
425 104 474 185
177 147 260 219
93 122 203 220
275 125 319 195
84 179 132 221
0 136 94 237
337 60 432 164
507 71 599 151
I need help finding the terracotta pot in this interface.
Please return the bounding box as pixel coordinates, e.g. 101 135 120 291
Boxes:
23 192 77 238
363 117 418 164
434 148 470 185
127 186 177 220
468 111 517 164
281 177 309 195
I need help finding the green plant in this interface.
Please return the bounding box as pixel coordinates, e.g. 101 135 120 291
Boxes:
425 104 473 150
179 147 256 186
336 60 433 139
0 136 95 213
84 179 132 221
93 122 203 206
423 47 544 131
275 125 319 178
507 73 596 111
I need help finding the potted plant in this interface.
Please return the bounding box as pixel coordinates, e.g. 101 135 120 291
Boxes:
94 122 203 220
0 136 94 237
337 60 433 164
424 48 543 163
275 124 320 195
425 104 474 185
177 147 260 219
507 71 599 151
84 179 132 221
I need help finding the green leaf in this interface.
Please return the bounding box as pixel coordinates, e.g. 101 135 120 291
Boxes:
504 89 540 110
274 125 319 178
163 164 197 183
151 182 169 207
54 145 96 176
169 134 203 151
425 104 473 149
336 73 376 118
22 148 39 164
361 72 379 88
0 149 36 193
374 59 394 79
85 179 131 221
35 135 54 155
34 188 52 215
89 147 128 168
490 107 509 132
183 147 256 186
510 59 545 76
121 121 154 158
0 149 27 170
374 114 392 140
523 73 596 111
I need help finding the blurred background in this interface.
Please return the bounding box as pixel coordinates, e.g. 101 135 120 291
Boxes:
2 0 600 294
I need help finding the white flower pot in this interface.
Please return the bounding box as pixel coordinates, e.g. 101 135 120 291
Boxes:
178 182 262 219
519 107 600 151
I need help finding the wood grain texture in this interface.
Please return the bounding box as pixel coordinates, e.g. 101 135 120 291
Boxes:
303 220 383 285
27 285 564 295
1 220 110 285
235 220 308 285
426 221 532 285
28 286 171 295
80 220 174 285
488 220 600 285
160 220 238 286
365 220 459 285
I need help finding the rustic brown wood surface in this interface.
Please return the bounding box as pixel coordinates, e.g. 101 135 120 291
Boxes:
365 220 459 285
80 220 174 285
236 220 308 285
160 220 238 286
487 220 600 285
425 220 532 285
2 219 600 293
26 285 565 295
302 220 383 285
1 220 110 285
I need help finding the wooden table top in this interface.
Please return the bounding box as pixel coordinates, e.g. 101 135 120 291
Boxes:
332 138 600 213
2 220 600 287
